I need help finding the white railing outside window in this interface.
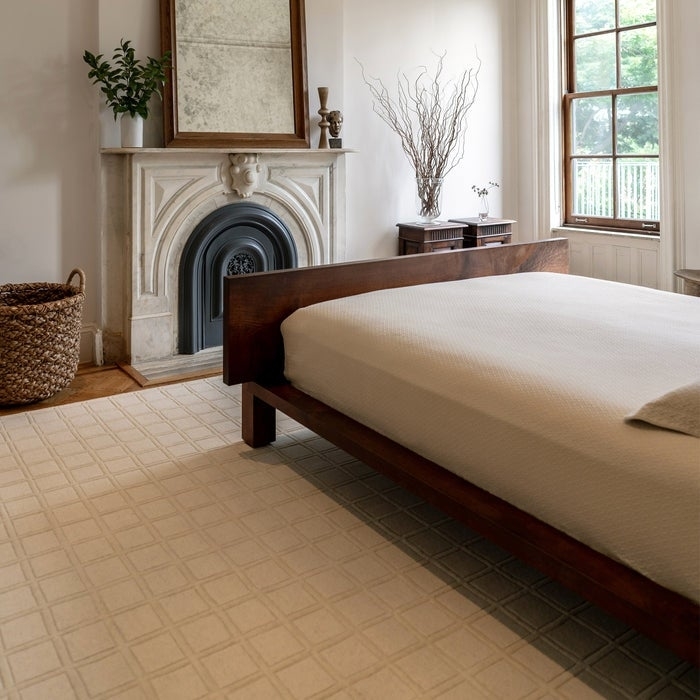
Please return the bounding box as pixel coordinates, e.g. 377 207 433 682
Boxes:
574 159 659 221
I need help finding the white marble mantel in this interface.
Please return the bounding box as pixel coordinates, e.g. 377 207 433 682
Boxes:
100 148 350 368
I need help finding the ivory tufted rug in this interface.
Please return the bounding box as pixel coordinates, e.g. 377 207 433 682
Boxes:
0 377 697 699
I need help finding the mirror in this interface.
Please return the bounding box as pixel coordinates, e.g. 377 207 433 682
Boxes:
160 0 309 148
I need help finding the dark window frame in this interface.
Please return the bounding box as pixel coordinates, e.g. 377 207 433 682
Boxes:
562 0 659 234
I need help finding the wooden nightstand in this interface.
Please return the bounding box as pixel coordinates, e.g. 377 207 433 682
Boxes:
448 217 516 247
397 221 464 255
674 269 700 296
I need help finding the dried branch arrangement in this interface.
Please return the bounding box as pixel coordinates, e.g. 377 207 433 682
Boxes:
359 52 480 219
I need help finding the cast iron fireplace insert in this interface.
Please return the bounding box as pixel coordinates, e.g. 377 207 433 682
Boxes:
179 202 298 354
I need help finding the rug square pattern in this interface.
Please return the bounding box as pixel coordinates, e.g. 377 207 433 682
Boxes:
0 377 697 699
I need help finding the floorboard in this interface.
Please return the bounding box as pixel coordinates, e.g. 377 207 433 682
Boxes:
0 363 220 416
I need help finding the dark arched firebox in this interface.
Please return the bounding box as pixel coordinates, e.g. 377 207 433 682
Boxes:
179 202 297 354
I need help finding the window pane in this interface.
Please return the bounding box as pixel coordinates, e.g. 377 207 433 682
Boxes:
617 158 659 220
618 0 655 27
572 96 612 155
616 92 658 154
620 26 657 87
574 0 615 34
575 34 616 91
572 158 613 217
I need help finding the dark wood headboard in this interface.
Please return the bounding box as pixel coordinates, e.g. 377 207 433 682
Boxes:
223 238 569 386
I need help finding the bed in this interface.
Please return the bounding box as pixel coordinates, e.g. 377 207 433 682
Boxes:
222 238 700 664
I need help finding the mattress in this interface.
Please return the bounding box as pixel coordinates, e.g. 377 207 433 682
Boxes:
281 272 700 602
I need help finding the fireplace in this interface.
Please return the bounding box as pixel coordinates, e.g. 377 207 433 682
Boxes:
100 148 348 374
179 202 298 354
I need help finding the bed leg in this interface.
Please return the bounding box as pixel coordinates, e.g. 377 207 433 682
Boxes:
242 382 277 447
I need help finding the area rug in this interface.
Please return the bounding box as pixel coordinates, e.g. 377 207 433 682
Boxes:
0 377 696 699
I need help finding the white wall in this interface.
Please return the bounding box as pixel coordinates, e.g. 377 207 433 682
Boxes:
676 0 700 268
97 0 163 148
305 0 344 153
0 0 696 364
0 0 99 327
341 0 514 260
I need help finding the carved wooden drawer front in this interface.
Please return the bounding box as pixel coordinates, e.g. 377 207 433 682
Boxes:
397 222 465 255
449 217 516 248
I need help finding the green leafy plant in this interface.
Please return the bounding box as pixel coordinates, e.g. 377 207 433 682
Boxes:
83 39 171 120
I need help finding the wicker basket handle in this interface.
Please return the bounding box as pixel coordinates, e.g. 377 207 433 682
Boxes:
66 268 86 294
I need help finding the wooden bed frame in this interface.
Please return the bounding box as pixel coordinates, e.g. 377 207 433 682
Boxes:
223 239 699 665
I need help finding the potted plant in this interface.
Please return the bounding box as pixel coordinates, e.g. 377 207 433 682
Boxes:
83 38 171 147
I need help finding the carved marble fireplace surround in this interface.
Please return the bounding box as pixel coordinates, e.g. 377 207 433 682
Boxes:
100 148 348 373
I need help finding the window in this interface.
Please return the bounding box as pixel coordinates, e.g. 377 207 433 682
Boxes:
563 0 659 233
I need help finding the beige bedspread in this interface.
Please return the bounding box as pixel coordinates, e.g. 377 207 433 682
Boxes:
282 272 700 602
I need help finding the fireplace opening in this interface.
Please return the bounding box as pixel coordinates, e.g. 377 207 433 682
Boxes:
179 202 297 354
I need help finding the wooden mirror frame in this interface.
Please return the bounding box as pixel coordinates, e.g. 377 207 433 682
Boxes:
160 0 310 149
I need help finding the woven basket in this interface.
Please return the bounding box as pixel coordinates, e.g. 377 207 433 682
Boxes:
0 269 86 405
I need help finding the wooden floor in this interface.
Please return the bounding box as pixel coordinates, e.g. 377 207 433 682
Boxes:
0 364 161 417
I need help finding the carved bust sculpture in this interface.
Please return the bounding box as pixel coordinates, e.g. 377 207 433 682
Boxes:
328 110 343 137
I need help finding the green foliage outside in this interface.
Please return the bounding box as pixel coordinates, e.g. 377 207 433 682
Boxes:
573 0 657 155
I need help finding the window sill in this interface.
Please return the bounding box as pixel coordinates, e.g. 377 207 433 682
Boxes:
552 226 659 242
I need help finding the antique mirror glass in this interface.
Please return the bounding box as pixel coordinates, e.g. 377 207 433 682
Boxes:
160 0 309 148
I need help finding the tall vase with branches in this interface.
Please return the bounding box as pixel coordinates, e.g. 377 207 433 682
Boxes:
359 52 480 222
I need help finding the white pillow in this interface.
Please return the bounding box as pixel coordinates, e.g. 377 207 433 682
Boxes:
625 381 700 438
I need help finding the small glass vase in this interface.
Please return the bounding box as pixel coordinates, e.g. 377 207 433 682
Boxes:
416 177 443 223
478 194 489 221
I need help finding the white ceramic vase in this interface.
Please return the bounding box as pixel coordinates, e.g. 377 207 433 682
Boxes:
120 114 144 148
